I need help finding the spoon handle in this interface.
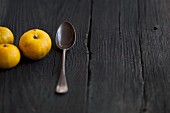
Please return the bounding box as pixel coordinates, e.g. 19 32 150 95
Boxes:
56 49 68 93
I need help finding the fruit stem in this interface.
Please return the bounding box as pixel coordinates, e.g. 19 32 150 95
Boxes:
3 44 7 47
33 35 38 39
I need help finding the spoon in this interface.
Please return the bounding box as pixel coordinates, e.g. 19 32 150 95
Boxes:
55 21 76 93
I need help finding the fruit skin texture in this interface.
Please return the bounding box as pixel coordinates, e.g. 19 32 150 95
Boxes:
0 27 14 44
19 29 52 60
0 44 20 69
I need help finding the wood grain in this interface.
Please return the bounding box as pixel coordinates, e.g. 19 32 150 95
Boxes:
0 0 170 113
0 0 90 113
87 0 144 113
139 0 170 112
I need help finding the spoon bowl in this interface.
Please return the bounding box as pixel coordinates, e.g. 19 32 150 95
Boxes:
55 21 76 93
56 22 76 50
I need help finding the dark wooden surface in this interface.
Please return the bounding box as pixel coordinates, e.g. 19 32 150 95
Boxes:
88 0 143 113
0 0 170 113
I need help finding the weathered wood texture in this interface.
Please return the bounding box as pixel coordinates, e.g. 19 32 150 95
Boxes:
88 0 144 113
0 0 170 113
139 0 170 113
0 0 90 113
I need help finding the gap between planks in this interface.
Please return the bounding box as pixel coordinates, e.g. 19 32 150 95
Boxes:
85 0 93 113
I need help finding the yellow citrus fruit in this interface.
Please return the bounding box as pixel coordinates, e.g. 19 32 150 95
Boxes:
19 29 52 60
0 44 20 69
0 27 14 44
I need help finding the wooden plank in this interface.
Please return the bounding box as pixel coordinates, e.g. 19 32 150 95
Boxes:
0 0 8 24
0 0 90 113
139 0 170 112
88 0 143 113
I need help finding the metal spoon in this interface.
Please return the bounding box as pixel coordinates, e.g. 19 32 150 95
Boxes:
55 21 76 93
